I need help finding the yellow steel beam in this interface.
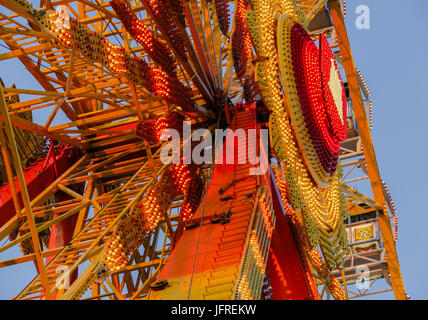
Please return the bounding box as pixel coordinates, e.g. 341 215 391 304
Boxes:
0 215 19 242
111 259 162 274
0 247 63 268
55 162 168 299
72 177 95 237
0 201 90 254
328 0 406 300
341 183 383 211
57 183 102 211
0 111 83 147
0 84 52 299
304 0 328 22
340 268 349 300
0 0 38 24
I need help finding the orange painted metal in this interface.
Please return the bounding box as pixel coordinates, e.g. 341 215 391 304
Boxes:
149 105 313 299
149 107 259 299
46 187 82 298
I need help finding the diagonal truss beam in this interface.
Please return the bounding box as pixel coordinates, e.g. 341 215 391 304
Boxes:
0 84 52 299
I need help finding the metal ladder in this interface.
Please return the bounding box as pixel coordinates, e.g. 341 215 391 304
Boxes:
203 108 259 300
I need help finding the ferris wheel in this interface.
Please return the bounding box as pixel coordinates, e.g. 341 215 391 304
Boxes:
0 0 406 300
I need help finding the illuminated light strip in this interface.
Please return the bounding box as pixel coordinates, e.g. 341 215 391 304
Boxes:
381 179 398 241
232 0 252 79
249 230 266 272
382 180 397 215
305 271 320 299
291 25 341 158
110 0 177 78
393 216 398 242
246 0 304 120
144 0 187 61
236 189 275 300
259 198 274 239
236 273 254 300
243 72 260 103
308 248 323 270
247 0 333 187
320 34 348 141
104 145 204 272
266 15 348 240
277 18 346 181
261 270 273 299
356 69 374 129
215 0 230 36
328 59 346 126
104 163 204 272
275 25 333 185
369 99 373 129
309 247 345 300
329 274 345 300
341 0 347 19
357 69 371 97
269 111 343 235
136 112 185 143
275 172 345 299
237 231 266 299
10 0 194 110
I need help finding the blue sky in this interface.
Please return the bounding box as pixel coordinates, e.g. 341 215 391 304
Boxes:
0 0 427 299
344 0 428 299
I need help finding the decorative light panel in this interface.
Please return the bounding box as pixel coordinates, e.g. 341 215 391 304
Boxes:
246 0 348 295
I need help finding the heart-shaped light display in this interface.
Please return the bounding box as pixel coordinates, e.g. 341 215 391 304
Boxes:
279 20 347 186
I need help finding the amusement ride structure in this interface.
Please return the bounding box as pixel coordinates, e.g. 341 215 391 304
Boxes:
0 0 406 300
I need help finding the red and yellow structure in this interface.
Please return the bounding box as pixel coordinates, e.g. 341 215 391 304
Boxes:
0 0 406 300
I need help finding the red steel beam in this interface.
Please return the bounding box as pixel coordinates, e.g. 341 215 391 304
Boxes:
0 147 78 228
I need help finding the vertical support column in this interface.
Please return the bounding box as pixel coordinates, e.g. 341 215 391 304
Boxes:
47 186 81 298
0 85 52 299
328 0 406 300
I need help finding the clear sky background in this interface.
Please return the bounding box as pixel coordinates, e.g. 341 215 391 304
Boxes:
0 0 427 299
343 0 428 299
